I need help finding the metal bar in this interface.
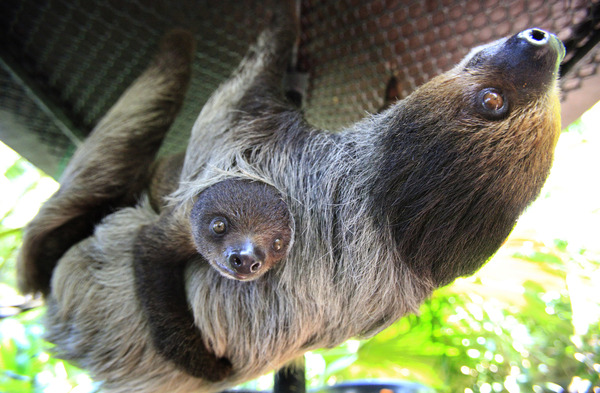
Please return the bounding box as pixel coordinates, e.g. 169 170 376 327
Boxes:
0 47 85 147
560 29 600 77
273 356 306 393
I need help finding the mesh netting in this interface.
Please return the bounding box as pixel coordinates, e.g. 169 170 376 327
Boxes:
0 0 598 178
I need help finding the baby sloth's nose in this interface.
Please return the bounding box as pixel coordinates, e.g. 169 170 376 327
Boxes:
228 248 262 276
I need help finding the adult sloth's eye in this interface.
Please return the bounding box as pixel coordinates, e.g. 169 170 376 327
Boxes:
483 90 503 110
211 218 227 235
477 88 509 119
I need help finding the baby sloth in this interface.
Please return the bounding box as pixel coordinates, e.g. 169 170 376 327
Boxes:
191 179 294 281
134 178 294 380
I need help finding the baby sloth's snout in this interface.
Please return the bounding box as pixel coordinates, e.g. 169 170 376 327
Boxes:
226 241 264 279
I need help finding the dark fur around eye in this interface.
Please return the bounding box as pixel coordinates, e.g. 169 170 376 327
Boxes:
476 88 509 120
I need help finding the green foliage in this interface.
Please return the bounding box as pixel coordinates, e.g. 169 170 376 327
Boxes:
4 160 29 181
0 227 22 292
307 249 599 392
0 309 97 393
0 144 94 392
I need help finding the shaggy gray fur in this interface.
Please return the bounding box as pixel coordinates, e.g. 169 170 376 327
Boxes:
37 7 563 393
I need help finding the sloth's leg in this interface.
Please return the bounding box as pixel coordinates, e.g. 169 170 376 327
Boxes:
17 30 194 295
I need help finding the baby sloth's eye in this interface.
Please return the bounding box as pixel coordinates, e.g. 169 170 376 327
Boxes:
476 88 509 120
210 218 227 235
272 238 283 251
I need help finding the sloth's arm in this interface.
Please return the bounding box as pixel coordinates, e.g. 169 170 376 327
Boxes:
17 31 194 295
133 221 233 381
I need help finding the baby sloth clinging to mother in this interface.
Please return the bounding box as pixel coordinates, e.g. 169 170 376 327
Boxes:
17 6 566 389
134 178 294 380
191 178 294 282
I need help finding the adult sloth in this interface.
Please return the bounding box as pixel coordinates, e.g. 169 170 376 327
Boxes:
18 4 564 393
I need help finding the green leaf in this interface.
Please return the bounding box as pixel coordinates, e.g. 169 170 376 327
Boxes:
512 250 563 266
1 337 18 370
0 373 31 393
324 354 359 377
3 159 29 181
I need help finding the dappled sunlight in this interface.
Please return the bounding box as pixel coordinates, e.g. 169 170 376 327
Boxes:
514 99 600 253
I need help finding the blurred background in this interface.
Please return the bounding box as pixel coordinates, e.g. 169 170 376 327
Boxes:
1 1 599 392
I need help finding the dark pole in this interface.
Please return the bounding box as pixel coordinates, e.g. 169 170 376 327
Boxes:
273 356 306 393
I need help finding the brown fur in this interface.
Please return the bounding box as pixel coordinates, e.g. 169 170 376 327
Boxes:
17 30 194 296
149 152 185 213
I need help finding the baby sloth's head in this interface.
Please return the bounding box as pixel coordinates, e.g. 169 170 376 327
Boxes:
190 179 294 281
